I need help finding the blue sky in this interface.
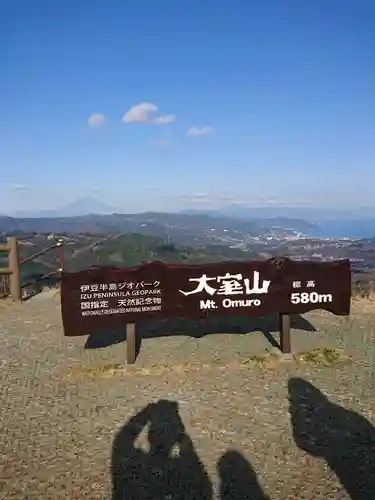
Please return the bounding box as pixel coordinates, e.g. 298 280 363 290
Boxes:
1 0 374 213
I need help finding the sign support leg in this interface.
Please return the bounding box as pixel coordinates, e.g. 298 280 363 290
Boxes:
279 314 291 354
126 323 137 364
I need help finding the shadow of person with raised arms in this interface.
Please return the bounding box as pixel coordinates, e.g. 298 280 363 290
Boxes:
218 450 270 500
111 399 213 499
288 377 375 500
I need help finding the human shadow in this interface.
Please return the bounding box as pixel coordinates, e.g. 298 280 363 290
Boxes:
85 313 315 352
218 450 270 500
288 377 375 500
111 399 213 499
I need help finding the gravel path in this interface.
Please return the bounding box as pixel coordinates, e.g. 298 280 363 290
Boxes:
0 293 374 499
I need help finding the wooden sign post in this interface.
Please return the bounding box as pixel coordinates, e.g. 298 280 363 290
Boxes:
126 323 137 364
279 313 291 354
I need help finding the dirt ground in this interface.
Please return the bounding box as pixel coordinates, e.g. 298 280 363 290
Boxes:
0 293 374 499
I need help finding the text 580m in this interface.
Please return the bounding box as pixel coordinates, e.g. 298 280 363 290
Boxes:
290 292 333 304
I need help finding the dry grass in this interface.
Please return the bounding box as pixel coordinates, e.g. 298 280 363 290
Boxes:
296 347 351 365
67 347 350 380
352 281 375 299
350 294 375 317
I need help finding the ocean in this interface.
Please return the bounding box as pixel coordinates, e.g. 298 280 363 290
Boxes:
306 219 375 240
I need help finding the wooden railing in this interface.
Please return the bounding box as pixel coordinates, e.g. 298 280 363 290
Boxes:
0 273 10 298
0 237 21 300
0 237 63 301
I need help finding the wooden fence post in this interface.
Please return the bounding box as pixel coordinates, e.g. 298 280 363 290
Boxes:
7 237 21 302
279 313 291 354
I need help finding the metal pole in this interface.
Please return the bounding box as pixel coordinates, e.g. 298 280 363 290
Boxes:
58 239 64 271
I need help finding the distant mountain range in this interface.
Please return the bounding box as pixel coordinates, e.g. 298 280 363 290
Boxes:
6 197 375 220
9 197 116 218
0 211 315 242
2 196 375 221
2 197 374 239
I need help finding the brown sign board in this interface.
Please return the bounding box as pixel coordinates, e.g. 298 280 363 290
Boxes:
60 258 351 337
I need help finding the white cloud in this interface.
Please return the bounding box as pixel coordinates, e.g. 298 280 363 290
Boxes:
179 193 215 204
122 102 176 124
227 199 247 205
88 113 106 129
11 184 27 190
123 102 156 123
186 126 215 137
192 192 209 198
153 114 176 125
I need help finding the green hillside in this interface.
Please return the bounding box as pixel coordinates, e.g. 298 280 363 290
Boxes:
5 233 260 287
67 233 258 271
